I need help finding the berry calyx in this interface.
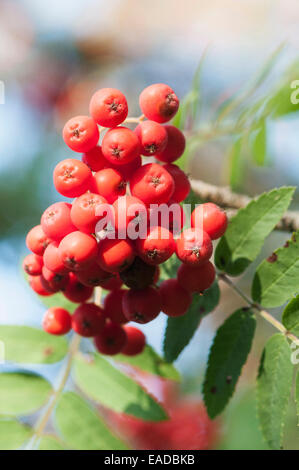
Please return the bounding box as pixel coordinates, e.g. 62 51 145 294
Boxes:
139 84 179 123
176 228 213 266
53 159 92 198
160 279 192 317
72 303 105 337
89 88 128 128
42 307 72 335
136 226 175 265
58 231 98 271
134 120 168 156
102 127 140 165
94 322 127 355
130 162 175 205
122 287 162 324
42 266 69 291
23 253 43 276
122 326 146 356
191 203 228 240
63 115 99 153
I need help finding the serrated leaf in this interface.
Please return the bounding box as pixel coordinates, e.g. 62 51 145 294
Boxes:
38 435 65 450
215 187 295 276
0 372 52 416
0 325 68 364
252 231 299 307
282 296 299 336
252 120 267 166
257 334 293 450
55 392 126 450
73 353 167 421
163 282 220 363
0 419 32 450
203 308 256 418
113 345 180 382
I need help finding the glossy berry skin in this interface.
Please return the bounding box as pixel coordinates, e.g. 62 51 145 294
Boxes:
76 262 111 287
97 238 135 273
120 256 156 290
42 307 72 335
93 168 126 204
155 126 186 163
58 231 98 271
122 326 146 356
177 261 216 293
102 127 140 165
26 225 50 256
176 228 213 266
103 289 127 324
89 88 128 128
63 272 93 303
63 115 99 153
41 202 75 242
94 322 127 355
72 303 105 337
98 274 123 291
71 192 108 234
122 287 162 324
191 203 228 240
42 266 69 291
130 163 174 205
136 226 175 265
43 242 69 275
82 146 106 172
159 279 192 317
134 120 168 156
163 164 190 203
139 84 179 123
112 195 147 236
109 155 142 181
53 159 92 198
29 275 53 296
23 254 43 276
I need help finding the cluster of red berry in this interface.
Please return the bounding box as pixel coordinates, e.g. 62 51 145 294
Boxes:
23 83 227 357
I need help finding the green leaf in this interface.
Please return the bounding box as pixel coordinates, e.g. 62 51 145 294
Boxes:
296 371 299 426
252 231 299 307
55 392 126 450
215 187 295 276
0 372 52 416
282 295 299 336
0 325 68 364
229 137 244 191
73 353 167 421
203 308 256 418
257 334 293 450
163 282 220 363
252 120 267 166
38 435 65 450
0 419 32 450
159 254 181 281
113 345 180 382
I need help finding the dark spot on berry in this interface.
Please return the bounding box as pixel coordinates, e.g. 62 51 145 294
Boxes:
151 176 161 187
145 143 158 154
112 147 121 158
73 128 80 138
110 101 119 113
267 253 277 263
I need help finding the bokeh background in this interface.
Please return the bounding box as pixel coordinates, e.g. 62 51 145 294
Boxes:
1 0 299 449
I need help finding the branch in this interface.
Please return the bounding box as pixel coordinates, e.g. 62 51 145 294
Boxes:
190 179 299 232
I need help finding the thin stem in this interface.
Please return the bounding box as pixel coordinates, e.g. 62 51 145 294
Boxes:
124 114 145 124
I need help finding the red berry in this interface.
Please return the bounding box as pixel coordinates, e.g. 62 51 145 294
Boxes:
53 159 92 198
29 275 53 296
122 326 146 356
63 115 99 153
42 266 69 291
72 303 105 337
103 289 128 324
139 84 179 123
94 322 127 355
63 272 93 303
58 231 98 271
89 88 128 128
41 202 76 242
159 279 192 317
102 127 140 165
120 256 156 290
136 226 175 265
76 262 111 287
130 163 174 205
155 126 185 163
26 225 50 256
135 120 168 156
191 203 228 240
71 192 108 234
98 274 123 291
23 253 43 276
109 155 142 181
82 146 106 172
163 164 190 202
42 307 72 335
177 261 215 293
93 168 126 204
176 228 213 266
112 195 147 236
97 238 135 273
43 241 69 275
122 287 162 324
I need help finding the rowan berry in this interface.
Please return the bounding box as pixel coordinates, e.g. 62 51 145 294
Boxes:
109 155 142 181
43 241 69 275
176 228 213 266
98 274 123 291
71 192 108 234
155 126 185 163
42 266 69 291
41 202 75 242
120 256 156 290
134 120 168 156
97 238 135 273
82 146 106 172
58 231 98 271
93 168 126 204
122 287 162 324
159 279 192 317
26 225 50 256
191 203 228 240
122 325 146 356
139 84 179 123
136 226 175 265
177 261 215 293
130 163 174 205
94 322 127 355
29 275 52 296
89 88 128 128
76 262 111 287
112 195 147 236
102 127 140 165
53 159 92 198
72 303 105 337
103 289 128 324
42 307 72 335
23 253 43 276
63 115 99 153
163 164 190 202
63 272 93 303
